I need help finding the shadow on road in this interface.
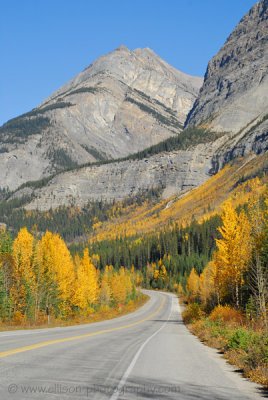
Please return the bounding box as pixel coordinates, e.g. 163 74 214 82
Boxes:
257 387 268 398
150 320 184 324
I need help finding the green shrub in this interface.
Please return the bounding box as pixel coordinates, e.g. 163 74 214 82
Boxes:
227 328 253 351
227 328 267 356
244 333 268 369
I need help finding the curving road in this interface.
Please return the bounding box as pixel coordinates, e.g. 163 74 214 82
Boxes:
0 291 264 399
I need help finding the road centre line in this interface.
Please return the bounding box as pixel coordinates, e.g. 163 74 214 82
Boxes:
0 295 167 359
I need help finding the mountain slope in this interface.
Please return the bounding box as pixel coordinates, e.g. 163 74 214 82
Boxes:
186 0 268 169
89 152 268 242
0 46 202 191
16 131 222 211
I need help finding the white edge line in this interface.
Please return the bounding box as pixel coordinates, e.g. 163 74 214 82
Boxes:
109 294 173 400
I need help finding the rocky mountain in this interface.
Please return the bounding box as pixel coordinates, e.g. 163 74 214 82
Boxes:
186 0 268 169
0 46 202 191
4 0 268 211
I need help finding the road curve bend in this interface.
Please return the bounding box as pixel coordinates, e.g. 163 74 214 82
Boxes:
0 291 264 399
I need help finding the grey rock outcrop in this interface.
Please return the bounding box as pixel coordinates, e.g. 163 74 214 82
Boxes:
22 138 224 211
186 0 268 168
187 0 268 132
0 47 202 191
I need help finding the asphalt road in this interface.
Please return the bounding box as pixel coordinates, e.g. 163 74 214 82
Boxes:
0 291 264 400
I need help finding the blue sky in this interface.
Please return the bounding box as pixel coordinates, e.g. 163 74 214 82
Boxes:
0 0 256 125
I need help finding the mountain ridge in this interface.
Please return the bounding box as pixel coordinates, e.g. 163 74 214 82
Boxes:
0 47 202 191
1 1 267 212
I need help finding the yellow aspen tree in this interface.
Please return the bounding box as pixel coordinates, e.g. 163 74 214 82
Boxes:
216 201 252 307
73 249 98 311
110 267 131 304
37 231 75 317
199 261 218 306
186 268 200 299
54 235 74 314
12 228 35 318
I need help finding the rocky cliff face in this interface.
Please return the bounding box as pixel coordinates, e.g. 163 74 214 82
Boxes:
18 138 224 211
186 0 268 168
0 46 202 191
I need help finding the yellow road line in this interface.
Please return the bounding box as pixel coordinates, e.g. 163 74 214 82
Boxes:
0 296 166 359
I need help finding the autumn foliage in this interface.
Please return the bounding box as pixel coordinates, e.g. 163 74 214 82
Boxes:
0 228 141 324
184 184 268 324
182 185 268 386
209 305 244 324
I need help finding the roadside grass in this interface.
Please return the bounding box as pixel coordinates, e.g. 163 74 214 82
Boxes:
0 292 148 332
182 302 268 387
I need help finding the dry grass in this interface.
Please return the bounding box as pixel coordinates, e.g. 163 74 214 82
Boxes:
183 304 268 388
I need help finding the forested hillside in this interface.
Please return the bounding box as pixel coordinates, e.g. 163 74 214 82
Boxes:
89 153 268 241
